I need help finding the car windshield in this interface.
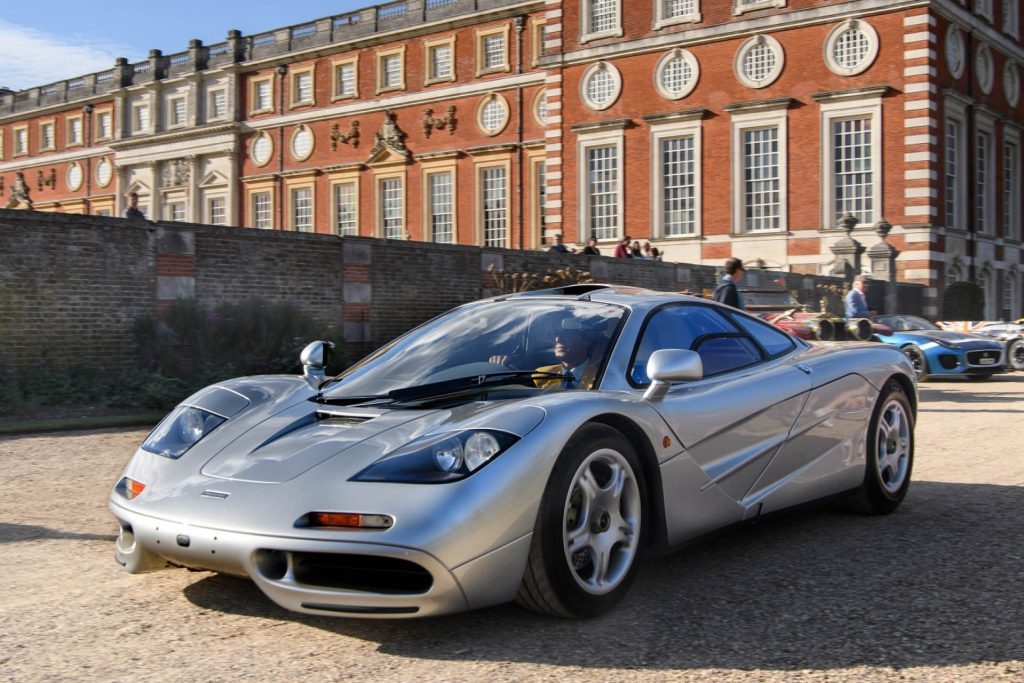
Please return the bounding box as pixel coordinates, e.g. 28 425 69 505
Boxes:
323 299 627 398
877 315 940 332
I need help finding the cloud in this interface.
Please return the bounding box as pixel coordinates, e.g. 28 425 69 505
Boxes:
0 21 131 91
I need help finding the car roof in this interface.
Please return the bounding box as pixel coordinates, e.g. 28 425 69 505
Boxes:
497 283 710 312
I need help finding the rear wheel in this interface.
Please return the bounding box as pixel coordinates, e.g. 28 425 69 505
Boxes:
844 379 914 515
1008 339 1024 371
516 424 646 618
901 344 928 380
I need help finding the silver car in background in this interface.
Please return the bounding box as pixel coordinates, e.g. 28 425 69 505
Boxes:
110 285 917 619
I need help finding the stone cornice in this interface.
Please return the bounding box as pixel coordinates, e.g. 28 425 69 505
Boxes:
724 97 797 113
810 85 892 103
570 118 633 133
108 122 241 150
643 108 710 124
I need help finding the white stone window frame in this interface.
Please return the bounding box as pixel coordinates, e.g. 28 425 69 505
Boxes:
249 75 275 115
731 105 788 234
94 108 113 141
974 110 997 235
289 66 316 108
655 0 702 30
166 94 189 129
251 132 274 167
0 129 5 160
207 88 227 122
477 161 511 248
944 95 970 231
824 18 880 77
476 25 510 77
946 24 967 79
424 35 457 85
975 0 994 22
976 42 995 94
289 185 315 233
733 0 786 16
654 48 700 101
477 92 510 136
734 34 785 90
376 47 406 94
330 175 360 237
1004 0 1021 38
1003 60 1021 107
38 119 56 152
95 158 114 188
580 61 623 111
533 87 549 127
376 173 406 240
1004 269 1020 318
12 125 28 156
330 57 359 102
66 162 84 192
250 190 274 229
819 94 882 231
206 194 228 226
66 114 84 147
650 117 703 239
581 0 623 44
1002 127 1021 241
132 101 152 135
290 124 316 162
577 127 625 243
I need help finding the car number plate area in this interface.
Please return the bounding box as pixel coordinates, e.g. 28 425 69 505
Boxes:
979 357 996 364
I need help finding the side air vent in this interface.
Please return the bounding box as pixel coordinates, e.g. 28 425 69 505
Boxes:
314 410 378 425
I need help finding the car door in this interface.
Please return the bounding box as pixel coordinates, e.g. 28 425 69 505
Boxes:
631 304 812 507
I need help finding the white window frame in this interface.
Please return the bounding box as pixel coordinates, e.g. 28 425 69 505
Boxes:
651 117 703 239
66 163 84 191
251 132 274 167
654 48 700 101
577 127 625 242
424 36 456 85
66 115 84 147
427 170 455 243
290 125 315 162
819 94 883 231
332 57 359 100
1004 61 1021 107
975 111 997 235
377 47 406 94
976 43 995 94
946 24 967 79
476 26 510 76
207 89 227 121
655 0 702 29
478 163 510 248
732 107 788 234
167 95 188 128
132 102 151 134
944 96 969 231
13 125 28 155
733 0 786 16
290 66 315 108
975 0 994 22
734 34 785 89
167 201 187 222
290 186 314 232
252 191 273 229
332 180 359 236
39 120 55 151
378 175 405 239
1003 129 1020 241
477 92 510 136
581 0 623 43
1004 0 1020 37
580 61 623 111
207 196 227 226
250 77 274 115
95 109 113 141
824 19 880 77
95 158 114 188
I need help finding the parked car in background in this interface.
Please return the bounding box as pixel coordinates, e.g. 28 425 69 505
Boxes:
743 290 891 342
936 320 1024 371
874 314 1005 380
110 285 918 620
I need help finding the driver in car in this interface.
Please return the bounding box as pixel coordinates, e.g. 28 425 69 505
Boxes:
490 317 601 390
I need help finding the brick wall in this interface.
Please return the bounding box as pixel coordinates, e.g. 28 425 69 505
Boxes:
0 208 921 374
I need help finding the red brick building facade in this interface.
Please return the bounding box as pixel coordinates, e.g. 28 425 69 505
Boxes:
1 0 1022 318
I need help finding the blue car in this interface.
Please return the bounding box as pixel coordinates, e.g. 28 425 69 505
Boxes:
873 314 1005 380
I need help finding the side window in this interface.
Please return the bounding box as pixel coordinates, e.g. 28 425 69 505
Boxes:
693 336 762 376
729 313 796 358
631 305 740 384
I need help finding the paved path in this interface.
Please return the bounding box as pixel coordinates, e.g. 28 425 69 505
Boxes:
1 375 1022 682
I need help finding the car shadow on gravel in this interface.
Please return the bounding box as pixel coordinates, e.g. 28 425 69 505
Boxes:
182 480 1024 672
0 522 115 544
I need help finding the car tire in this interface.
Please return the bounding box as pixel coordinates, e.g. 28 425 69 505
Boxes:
516 423 647 618
843 379 914 515
1008 339 1024 371
901 344 929 380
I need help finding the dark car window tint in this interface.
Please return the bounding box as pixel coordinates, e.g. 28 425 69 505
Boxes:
694 336 762 376
729 313 796 358
631 305 738 383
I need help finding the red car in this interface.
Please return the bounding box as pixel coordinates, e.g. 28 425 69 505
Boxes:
742 290 892 342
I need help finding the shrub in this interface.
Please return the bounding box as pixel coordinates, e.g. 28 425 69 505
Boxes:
943 281 985 320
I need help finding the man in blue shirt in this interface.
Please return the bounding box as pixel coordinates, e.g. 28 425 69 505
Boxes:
845 274 871 318
712 257 745 310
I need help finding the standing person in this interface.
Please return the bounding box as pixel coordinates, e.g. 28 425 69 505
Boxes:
712 257 745 310
123 192 146 220
581 236 601 255
640 242 655 259
547 233 575 253
613 235 632 258
630 241 643 258
845 274 871 318
650 247 663 261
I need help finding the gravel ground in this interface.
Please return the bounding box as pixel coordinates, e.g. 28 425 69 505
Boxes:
1 375 1022 682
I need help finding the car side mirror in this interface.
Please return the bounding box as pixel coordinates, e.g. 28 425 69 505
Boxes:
300 340 334 388
643 349 703 402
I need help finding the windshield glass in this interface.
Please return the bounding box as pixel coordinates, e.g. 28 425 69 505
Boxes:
325 300 627 398
878 315 939 332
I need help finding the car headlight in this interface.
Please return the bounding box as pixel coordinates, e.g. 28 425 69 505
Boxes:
351 429 518 483
141 405 227 458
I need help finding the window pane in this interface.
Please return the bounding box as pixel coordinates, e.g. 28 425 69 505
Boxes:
293 187 313 232
429 172 453 243
483 34 505 69
337 63 356 95
977 131 991 232
694 336 761 376
431 45 451 79
665 0 695 18
381 178 404 239
482 167 507 247
631 305 737 384
587 145 619 240
832 117 873 225
729 313 796 357
589 0 618 33
254 192 271 229
210 91 226 118
209 197 226 226
743 127 780 231
945 119 960 229
661 136 696 236
335 182 357 236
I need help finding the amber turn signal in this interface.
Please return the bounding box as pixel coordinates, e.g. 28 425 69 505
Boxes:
309 512 393 529
122 477 146 500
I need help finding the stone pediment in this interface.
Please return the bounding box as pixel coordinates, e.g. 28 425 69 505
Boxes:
366 110 411 166
124 180 150 196
199 171 228 188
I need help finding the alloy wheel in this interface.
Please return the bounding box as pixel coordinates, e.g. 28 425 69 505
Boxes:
876 398 911 494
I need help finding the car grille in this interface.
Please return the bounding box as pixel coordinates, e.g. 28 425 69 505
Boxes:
254 549 434 594
966 350 1001 366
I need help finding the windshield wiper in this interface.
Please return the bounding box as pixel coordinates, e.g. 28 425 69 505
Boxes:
387 371 568 402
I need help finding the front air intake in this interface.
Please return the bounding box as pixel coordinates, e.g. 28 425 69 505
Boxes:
291 553 433 594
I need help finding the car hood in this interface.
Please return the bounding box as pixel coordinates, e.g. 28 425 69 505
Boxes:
196 384 546 484
899 330 997 345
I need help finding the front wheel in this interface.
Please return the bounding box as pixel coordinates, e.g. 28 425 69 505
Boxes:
1008 339 1024 371
901 344 928 380
844 379 914 515
516 424 647 618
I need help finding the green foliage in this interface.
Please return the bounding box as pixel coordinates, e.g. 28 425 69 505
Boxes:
0 298 344 417
943 281 985 320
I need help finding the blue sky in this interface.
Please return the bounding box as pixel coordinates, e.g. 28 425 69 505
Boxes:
1 1 369 90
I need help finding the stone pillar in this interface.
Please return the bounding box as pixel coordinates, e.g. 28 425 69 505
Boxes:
189 155 202 223
867 218 899 315
226 30 244 63
148 161 162 220
829 213 865 279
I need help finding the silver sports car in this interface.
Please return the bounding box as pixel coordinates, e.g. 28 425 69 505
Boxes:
110 285 917 619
